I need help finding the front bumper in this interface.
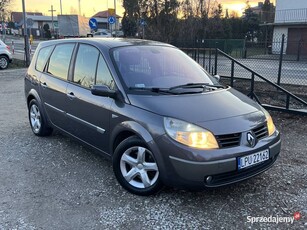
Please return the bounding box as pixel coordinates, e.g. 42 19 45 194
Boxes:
155 132 281 189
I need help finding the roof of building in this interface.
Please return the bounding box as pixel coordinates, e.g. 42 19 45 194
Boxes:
28 15 58 21
92 10 121 18
11 12 43 23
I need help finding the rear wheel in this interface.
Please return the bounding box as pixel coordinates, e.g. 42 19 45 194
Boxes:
113 136 163 195
0 55 9 69
28 99 52 136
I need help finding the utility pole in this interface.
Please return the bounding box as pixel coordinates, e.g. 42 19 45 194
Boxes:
48 5 56 37
78 0 81 15
22 0 30 66
60 0 63 15
114 0 116 30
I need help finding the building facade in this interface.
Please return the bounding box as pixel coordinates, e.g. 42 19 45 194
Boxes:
272 0 307 55
11 12 58 38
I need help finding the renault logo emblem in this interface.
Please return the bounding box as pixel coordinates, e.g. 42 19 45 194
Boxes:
247 132 256 148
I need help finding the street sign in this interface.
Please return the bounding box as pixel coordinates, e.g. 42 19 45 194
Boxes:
89 18 98 29
140 18 146 26
27 18 34 27
108 16 116 25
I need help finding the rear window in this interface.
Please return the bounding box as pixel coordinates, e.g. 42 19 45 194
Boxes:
35 45 54 72
46 43 75 80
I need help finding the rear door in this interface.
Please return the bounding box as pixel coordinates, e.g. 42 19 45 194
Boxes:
65 43 115 153
39 43 76 130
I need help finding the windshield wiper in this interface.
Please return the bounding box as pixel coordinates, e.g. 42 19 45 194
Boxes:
129 87 176 94
169 83 225 91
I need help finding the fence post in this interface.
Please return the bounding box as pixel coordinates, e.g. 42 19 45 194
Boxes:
230 60 234 87
209 48 212 73
297 39 302 62
203 41 206 68
214 43 218 76
250 73 255 99
277 34 285 85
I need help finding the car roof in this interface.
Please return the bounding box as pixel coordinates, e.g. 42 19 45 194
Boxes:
39 38 174 50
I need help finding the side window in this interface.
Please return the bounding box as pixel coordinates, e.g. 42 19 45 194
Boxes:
96 55 115 89
47 43 75 80
73 44 99 88
36 45 54 72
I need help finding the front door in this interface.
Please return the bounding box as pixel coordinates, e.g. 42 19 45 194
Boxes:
64 44 116 153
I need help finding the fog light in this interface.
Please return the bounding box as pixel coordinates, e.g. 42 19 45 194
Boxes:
206 176 212 184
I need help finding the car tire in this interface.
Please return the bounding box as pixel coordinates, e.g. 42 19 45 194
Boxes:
113 136 163 196
28 99 53 136
0 55 9 69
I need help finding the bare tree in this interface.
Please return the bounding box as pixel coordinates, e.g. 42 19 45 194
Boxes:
0 0 11 20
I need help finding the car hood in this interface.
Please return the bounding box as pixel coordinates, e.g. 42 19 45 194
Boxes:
128 88 266 134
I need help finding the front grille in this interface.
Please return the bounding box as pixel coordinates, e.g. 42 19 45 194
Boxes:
253 124 268 140
216 133 241 148
215 123 268 149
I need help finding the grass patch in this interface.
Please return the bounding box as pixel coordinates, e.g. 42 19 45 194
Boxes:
9 58 28 69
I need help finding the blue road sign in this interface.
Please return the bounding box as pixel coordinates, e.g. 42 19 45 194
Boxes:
140 18 146 26
108 16 116 24
89 18 98 29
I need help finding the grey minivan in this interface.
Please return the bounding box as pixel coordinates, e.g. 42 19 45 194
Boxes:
25 38 281 195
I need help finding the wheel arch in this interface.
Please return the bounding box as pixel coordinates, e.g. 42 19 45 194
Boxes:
26 89 52 131
110 121 154 155
0 54 10 60
110 121 168 185
26 89 42 108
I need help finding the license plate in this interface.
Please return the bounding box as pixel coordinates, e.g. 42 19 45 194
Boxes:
238 149 269 170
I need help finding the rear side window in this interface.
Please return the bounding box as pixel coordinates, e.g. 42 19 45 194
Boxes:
35 45 54 72
73 44 99 88
47 43 75 80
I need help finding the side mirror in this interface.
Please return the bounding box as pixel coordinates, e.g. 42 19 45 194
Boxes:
213 75 220 82
91 85 117 99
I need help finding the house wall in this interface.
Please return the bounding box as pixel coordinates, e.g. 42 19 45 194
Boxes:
273 0 307 55
272 27 288 54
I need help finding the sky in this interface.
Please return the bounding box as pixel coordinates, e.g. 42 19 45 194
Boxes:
10 0 276 17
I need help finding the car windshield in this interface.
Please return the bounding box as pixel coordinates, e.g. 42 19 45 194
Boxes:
112 46 217 90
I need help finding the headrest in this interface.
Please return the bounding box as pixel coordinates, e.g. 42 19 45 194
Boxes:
119 50 141 66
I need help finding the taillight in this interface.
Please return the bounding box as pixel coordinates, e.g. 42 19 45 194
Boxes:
6 46 10 51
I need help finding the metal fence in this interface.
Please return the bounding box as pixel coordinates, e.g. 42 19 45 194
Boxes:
177 34 307 114
177 34 307 88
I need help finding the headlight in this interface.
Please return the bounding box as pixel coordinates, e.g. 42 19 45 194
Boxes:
164 117 219 149
264 110 276 136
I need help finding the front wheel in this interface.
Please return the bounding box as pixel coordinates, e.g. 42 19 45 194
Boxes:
113 136 163 196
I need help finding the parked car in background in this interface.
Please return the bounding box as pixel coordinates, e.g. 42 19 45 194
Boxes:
0 40 12 69
112 30 124 37
24 38 281 196
93 31 112 38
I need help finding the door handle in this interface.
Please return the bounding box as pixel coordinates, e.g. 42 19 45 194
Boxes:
67 92 76 99
41 82 48 88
